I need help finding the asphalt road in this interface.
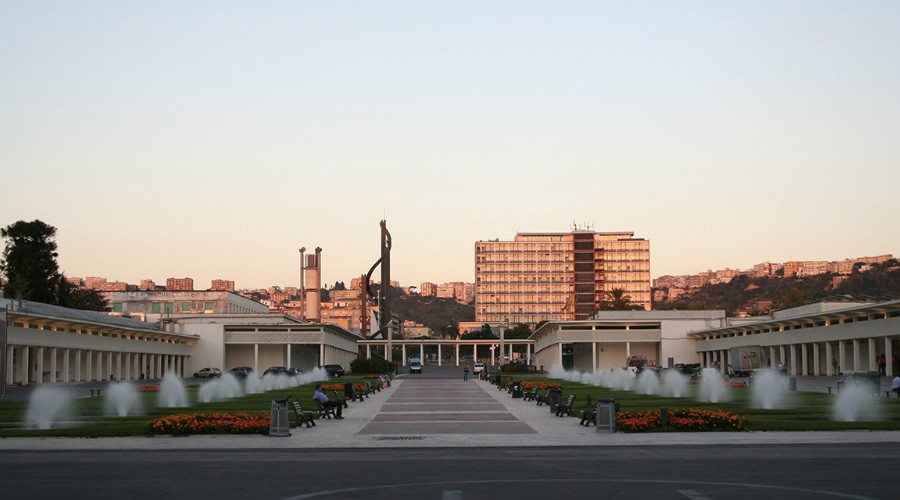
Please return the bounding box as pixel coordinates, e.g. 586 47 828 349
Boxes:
1 444 897 500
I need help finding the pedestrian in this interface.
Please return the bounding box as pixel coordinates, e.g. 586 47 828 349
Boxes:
463 364 469 381
891 375 900 398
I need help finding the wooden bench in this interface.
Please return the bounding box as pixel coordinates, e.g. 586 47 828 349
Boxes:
316 400 338 419
556 395 576 417
535 389 551 406
330 390 349 409
290 400 316 428
522 387 538 401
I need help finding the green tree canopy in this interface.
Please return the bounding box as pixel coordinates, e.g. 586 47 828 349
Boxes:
594 288 644 312
1 220 62 303
1 220 107 311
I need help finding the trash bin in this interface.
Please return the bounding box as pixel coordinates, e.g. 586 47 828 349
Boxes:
595 398 616 433
548 388 562 414
511 382 523 398
270 397 291 437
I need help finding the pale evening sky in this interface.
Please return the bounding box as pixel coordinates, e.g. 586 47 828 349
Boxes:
1 1 898 290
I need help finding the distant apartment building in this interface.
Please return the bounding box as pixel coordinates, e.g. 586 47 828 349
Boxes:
436 283 456 299
83 276 128 292
166 277 194 291
420 282 437 296
104 290 268 317
210 279 235 292
475 230 651 325
139 279 156 291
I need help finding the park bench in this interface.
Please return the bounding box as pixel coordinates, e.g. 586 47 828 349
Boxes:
89 387 102 397
535 389 551 406
290 400 316 428
330 390 349 409
556 395 576 417
579 408 596 426
344 383 365 402
522 387 538 401
316 400 338 419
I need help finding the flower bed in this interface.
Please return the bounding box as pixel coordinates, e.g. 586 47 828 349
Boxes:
519 381 561 391
136 386 159 392
616 408 747 432
147 412 270 435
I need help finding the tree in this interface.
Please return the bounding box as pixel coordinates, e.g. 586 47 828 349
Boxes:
1 220 62 303
595 288 644 312
503 323 532 339
58 280 109 312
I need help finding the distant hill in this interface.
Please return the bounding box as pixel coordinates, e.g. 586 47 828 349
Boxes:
654 259 900 315
392 291 475 335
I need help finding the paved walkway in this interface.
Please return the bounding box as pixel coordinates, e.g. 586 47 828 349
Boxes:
2 376 900 450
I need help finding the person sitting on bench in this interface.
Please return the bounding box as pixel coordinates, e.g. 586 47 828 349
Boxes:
313 384 344 419
891 375 900 398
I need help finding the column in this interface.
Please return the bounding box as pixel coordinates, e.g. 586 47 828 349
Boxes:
366 344 371 359
74 349 82 382
768 346 776 368
286 344 292 372
813 342 820 376
592 342 597 373
437 344 442 367
6 345 14 385
419 343 424 362
789 345 797 376
526 343 531 364
21 346 30 385
62 348 70 383
779 346 785 369
49 348 58 383
473 343 478 362
801 344 808 376
557 342 563 367
116 352 122 381
839 341 847 374
455 344 460 366
886 338 894 377
626 342 631 360
825 342 834 376
401 344 407 364
36 347 45 384
867 338 877 372
853 339 861 372
124 353 131 380
318 344 323 366
255 344 261 372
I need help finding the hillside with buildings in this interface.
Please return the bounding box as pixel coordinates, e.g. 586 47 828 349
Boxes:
653 257 900 316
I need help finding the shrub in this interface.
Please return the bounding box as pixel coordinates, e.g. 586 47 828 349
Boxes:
350 357 395 375
500 363 531 374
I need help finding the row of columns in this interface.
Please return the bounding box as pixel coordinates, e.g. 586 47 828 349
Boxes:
364 343 533 367
5 345 185 385
704 337 896 377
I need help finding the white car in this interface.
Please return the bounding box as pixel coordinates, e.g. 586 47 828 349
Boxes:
409 359 423 374
473 362 486 374
193 367 222 378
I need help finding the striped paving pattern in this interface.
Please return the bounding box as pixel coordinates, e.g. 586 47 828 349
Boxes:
359 379 536 435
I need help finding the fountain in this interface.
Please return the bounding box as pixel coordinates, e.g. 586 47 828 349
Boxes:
245 371 264 394
750 369 788 410
158 372 189 407
698 368 729 403
832 381 881 422
661 369 689 397
635 370 660 395
25 386 74 430
104 381 142 416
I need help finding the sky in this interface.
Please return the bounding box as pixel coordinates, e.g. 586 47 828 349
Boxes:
2 1 898 290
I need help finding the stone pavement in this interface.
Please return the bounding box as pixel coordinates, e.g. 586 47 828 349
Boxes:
2 376 900 450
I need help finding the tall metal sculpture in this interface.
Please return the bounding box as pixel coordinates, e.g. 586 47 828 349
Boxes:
364 220 392 360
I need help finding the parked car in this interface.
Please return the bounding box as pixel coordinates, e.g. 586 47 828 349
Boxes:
229 366 253 379
409 359 423 374
473 362 486 374
263 366 288 376
193 367 222 378
320 364 345 377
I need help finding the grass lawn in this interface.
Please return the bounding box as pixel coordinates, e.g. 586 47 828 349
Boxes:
504 376 900 432
0 377 371 438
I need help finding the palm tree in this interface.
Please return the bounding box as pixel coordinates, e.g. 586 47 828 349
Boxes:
595 288 643 311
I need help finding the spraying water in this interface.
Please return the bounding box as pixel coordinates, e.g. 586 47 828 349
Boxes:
833 381 881 422
635 370 660 395
661 369 689 398
25 386 74 430
158 372 188 407
750 369 788 410
104 381 142 416
245 372 264 394
698 368 729 403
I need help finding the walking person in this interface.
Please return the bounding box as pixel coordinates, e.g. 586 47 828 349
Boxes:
463 364 469 381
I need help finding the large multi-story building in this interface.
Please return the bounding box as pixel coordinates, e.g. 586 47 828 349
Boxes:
166 277 194 291
475 230 651 325
210 279 235 292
